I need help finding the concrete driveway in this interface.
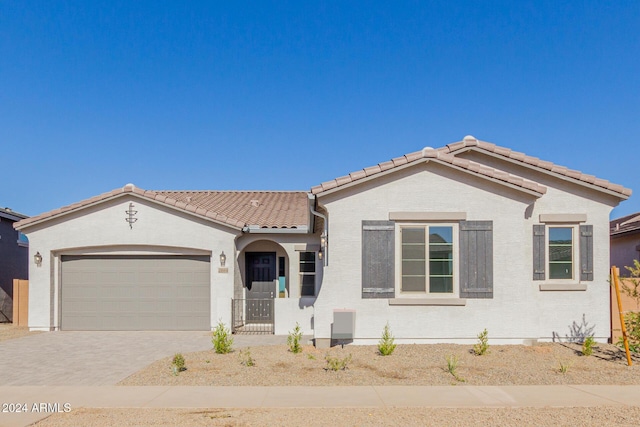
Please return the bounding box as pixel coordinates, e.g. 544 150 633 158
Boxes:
0 331 286 386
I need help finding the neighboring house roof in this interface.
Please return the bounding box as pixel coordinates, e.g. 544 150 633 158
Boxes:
311 145 548 197
0 207 28 222
610 212 640 237
14 185 310 231
441 135 632 199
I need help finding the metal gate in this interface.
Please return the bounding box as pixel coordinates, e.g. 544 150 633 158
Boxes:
231 299 274 334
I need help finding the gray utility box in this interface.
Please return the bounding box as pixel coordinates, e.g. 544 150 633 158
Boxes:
332 309 356 340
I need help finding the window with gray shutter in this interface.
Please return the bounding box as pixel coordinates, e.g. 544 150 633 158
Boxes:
459 221 493 298
580 225 594 281
362 220 395 299
533 225 546 280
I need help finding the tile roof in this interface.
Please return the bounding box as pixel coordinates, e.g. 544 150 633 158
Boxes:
14 185 310 231
154 190 309 229
311 147 548 196
610 212 640 236
441 136 632 198
311 136 632 200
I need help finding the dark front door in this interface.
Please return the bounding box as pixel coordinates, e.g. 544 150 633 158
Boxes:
246 252 276 323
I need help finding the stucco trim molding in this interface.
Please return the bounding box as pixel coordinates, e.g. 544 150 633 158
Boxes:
539 283 587 291
539 214 587 223
389 298 467 306
294 244 321 252
389 212 467 221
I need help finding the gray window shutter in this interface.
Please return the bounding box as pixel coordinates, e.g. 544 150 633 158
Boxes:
459 221 493 299
533 225 546 280
362 220 395 299
580 225 594 281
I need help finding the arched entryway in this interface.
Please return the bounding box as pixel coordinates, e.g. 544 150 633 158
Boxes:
233 239 289 334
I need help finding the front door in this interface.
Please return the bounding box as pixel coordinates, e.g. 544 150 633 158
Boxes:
245 252 276 323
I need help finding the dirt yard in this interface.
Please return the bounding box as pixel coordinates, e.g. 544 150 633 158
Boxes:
119 342 640 386
0 324 40 342
31 341 640 426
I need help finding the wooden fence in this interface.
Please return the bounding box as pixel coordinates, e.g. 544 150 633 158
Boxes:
12 279 28 326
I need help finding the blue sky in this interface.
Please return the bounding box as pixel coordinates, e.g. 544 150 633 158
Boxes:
1 1 638 219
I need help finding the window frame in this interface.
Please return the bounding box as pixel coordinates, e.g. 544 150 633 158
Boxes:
299 251 316 297
545 224 579 282
17 231 29 247
395 223 459 298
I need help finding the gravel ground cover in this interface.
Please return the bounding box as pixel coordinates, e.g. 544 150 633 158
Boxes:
33 406 640 427
119 342 640 386
0 324 40 342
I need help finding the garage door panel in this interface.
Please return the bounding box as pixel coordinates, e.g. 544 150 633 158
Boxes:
61 255 210 331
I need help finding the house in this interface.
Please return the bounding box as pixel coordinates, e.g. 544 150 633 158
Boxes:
609 212 640 343
0 207 29 322
610 212 640 273
14 136 631 345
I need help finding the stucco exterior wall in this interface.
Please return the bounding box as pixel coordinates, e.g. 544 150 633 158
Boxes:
611 233 640 274
22 196 238 331
315 160 615 344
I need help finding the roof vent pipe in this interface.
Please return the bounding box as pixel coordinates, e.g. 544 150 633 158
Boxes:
308 194 328 266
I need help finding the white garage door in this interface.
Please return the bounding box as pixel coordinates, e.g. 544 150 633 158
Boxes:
60 255 210 330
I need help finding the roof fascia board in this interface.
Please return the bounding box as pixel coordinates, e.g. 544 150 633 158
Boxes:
15 192 243 232
1 212 26 222
315 158 544 198
243 225 309 234
452 147 630 200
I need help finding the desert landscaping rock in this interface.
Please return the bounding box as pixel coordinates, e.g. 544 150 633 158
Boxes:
119 342 640 387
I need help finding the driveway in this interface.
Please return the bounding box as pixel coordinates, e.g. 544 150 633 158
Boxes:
0 331 286 386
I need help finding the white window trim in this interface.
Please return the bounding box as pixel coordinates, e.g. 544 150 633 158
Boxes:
545 224 579 284
299 251 316 297
395 223 459 298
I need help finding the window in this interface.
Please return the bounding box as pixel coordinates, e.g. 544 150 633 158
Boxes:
548 227 574 280
17 231 29 247
534 223 592 283
399 225 455 295
299 252 316 296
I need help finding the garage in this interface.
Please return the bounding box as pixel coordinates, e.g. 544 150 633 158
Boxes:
60 255 210 331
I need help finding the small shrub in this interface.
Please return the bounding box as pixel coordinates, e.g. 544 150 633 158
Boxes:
618 312 640 353
558 359 572 374
582 336 595 356
325 353 352 371
445 354 465 382
287 322 303 354
307 353 316 360
473 328 489 356
172 353 186 375
212 321 234 354
239 348 255 367
377 323 397 356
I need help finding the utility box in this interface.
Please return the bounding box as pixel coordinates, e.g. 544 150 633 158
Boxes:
332 309 356 340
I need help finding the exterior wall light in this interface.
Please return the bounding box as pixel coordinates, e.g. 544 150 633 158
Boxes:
34 251 43 267
220 251 226 267
318 250 324 260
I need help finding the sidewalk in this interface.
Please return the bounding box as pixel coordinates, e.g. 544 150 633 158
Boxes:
2 385 640 427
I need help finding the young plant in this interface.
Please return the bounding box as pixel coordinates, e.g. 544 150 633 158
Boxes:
445 354 465 382
287 322 303 354
324 353 352 371
558 359 572 374
617 260 640 352
212 321 234 354
582 336 595 356
377 323 397 356
239 348 255 367
172 353 186 375
473 328 489 356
